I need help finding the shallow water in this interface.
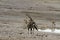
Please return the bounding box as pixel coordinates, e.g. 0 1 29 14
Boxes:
38 29 60 34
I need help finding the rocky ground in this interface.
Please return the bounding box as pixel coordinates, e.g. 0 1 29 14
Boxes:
0 0 60 40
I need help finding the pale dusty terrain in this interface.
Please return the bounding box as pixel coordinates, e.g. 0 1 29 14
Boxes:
0 0 60 40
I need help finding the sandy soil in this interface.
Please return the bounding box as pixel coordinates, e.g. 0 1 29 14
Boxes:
0 0 60 40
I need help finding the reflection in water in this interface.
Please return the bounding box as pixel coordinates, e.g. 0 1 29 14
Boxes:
38 29 60 33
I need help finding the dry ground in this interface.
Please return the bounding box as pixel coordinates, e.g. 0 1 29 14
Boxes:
0 0 60 40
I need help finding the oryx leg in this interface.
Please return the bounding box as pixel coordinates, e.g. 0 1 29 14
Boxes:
30 28 32 34
28 27 29 34
32 28 34 34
